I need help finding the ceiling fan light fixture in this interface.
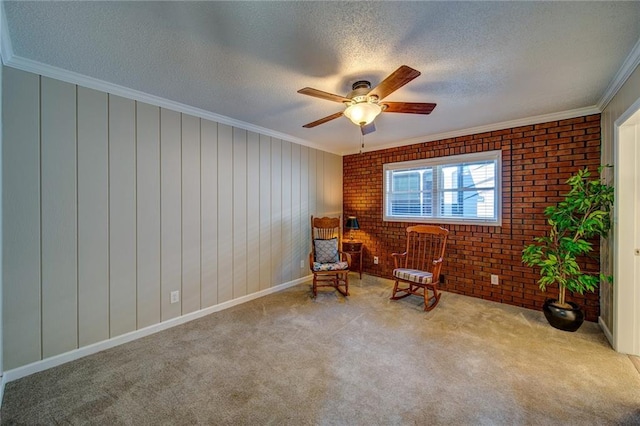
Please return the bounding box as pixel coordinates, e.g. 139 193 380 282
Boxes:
344 101 382 126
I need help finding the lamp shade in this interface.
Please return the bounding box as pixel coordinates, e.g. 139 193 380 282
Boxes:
345 216 360 230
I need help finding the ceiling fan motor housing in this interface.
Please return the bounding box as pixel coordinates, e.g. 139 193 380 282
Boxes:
351 80 372 90
348 80 376 103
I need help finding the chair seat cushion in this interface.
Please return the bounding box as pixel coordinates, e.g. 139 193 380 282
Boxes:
393 268 433 284
313 261 349 272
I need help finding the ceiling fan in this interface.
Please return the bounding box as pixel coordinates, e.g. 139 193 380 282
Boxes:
298 65 436 135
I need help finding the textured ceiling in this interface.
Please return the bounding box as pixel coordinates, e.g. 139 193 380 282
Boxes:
3 1 640 154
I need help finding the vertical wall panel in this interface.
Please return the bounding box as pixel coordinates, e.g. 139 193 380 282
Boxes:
41 78 78 358
324 153 334 214
326 153 343 215
3 68 41 369
259 135 272 290
181 114 201 314
316 150 325 215
246 132 260 294
299 146 310 275
271 139 282 285
281 141 292 282
323 152 334 215
109 95 137 337
217 124 233 302
336 154 344 215
136 102 161 328
160 109 182 321
308 148 317 217
77 87 109 346
201 120 218 308
291 143 301 279
233 128 247 298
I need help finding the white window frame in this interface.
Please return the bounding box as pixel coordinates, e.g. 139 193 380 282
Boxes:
383 150 502 226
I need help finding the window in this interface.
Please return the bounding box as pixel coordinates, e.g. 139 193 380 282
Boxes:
383 150 501 225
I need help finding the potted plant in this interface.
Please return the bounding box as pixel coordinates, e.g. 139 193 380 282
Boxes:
522 166 614 331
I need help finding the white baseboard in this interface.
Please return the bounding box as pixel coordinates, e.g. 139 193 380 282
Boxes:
1 276 311 391
599 316 614 347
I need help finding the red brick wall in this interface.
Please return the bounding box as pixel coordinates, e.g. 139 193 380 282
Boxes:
343 114 602 321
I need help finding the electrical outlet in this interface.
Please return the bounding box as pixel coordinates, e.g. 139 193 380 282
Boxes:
170 290 180 304
373 256 379 265
300 260 304 268
491 274 499 285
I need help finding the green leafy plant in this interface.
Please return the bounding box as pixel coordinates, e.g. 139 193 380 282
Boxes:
522 166 614 308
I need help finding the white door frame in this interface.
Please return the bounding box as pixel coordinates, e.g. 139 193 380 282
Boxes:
613 97 640 356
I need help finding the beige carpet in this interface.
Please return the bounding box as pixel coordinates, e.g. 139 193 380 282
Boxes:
2 275 640 425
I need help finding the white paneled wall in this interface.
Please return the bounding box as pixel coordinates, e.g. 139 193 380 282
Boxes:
600 63 640 334
2 67 343 371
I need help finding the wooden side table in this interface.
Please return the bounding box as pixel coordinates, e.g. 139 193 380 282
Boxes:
342 241 363 279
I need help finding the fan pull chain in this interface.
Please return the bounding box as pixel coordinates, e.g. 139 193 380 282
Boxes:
360 132 365 154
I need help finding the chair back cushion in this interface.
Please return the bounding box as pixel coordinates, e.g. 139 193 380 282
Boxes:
314 238 339 263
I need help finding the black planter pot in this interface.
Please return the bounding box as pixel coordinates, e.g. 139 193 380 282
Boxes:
542 299 584 332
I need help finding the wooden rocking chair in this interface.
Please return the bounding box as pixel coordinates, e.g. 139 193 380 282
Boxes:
390 225 449 311
309 216 351 297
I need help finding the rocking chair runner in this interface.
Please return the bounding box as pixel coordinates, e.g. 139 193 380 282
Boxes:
309 216 351 297
390 225 449 311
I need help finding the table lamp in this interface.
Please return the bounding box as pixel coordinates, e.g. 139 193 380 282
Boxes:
345 216 360 241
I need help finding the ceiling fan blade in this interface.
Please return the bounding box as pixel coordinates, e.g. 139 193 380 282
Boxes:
298 87 351 103
361 122 376 135
382 102 437 114
302 111 344 128
368 65 421 101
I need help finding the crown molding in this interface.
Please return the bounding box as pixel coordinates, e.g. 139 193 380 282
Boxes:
598 36 640 111
0 51 609 159
341 105 601 156
2 51 340 155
